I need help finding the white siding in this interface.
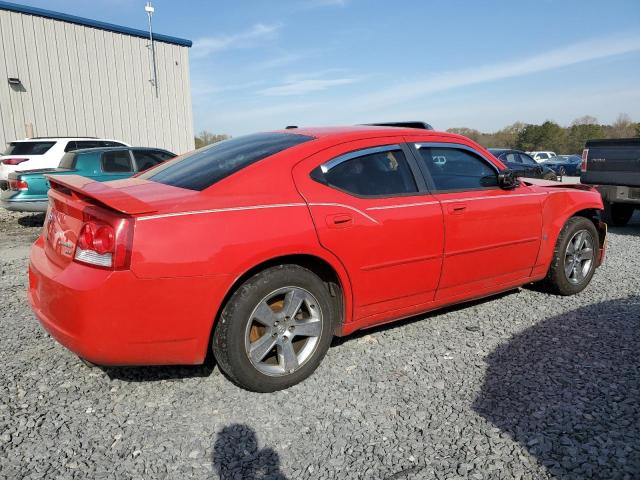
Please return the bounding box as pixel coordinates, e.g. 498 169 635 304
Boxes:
0 9 194 154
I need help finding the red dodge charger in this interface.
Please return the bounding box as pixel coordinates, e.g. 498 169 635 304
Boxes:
28 125 607 391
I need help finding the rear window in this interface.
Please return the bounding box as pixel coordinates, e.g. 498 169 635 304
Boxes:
138 132 314 191
4 141 55 155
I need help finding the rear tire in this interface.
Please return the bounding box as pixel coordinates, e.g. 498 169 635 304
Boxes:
603 202 634 227
540 217 598 296
212 265 336 392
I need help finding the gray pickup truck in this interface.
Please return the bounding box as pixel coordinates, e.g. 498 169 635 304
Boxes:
580 138 640 226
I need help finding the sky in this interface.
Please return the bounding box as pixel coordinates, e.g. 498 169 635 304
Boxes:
15 0 640 136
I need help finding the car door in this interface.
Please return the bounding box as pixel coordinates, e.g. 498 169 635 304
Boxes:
292 137 444 325
99 150 135 181
500 151 527 176
408 141 544 302
519 153 543 177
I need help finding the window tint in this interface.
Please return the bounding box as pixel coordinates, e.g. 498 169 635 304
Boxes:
519 153 536 165
416 146 498 191
138 133 314 191
101 141 126 147
101 151 132 173
134 150 175 171
58 153 77 169
320 149 417 196
4 141 55 155
503 152 520 164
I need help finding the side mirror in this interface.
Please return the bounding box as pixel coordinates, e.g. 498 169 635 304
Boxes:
498 169 519 190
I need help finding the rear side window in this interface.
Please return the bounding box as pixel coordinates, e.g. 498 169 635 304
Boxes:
133 150 175 171
416 146 498 191
519 153 536 165
58 153 77 169
316 148 417 196
4 141 55 155
503 152 520 163
138 133 314 191
65 140 126 152
101 151 133 173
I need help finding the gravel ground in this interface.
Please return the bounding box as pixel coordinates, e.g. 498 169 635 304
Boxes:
1 208 639 480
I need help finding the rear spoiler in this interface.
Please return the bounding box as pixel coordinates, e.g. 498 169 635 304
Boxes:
520 177 595 191
46 174 157 215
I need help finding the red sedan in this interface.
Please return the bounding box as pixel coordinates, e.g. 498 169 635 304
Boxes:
28 125 607 391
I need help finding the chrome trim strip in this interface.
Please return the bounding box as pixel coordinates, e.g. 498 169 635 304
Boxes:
320 144 402 173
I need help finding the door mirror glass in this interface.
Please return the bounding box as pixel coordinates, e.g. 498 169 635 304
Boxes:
498 169 519 190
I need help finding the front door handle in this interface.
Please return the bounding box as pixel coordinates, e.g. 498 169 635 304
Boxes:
327 214 353 228
447 203 467 215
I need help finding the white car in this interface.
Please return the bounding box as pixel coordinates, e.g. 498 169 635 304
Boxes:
0 137 128 187
527 151 557 163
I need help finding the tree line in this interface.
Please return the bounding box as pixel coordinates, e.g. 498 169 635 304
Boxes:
194 113 640 153
447 113 640 154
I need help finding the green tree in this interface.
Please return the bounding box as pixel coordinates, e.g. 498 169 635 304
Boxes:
566 123 605 153
194 130 230 149
516 121 566 153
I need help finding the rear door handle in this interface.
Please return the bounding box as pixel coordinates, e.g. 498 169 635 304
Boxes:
447 203 467 215
327 214 353 228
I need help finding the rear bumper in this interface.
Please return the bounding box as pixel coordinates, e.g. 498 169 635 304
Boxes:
1 198 48 212
28 236 230 366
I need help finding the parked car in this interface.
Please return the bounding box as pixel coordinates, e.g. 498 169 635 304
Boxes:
528 151 557 163
543 154 582 177
29 125 607 392
1 147 174 212
0 137 128 188
488 148 557 180
581 137 640 226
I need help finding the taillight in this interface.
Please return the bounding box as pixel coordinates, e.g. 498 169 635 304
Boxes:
9 179 28 191
581 149 588 172
73 214 133 270
2 158 29 165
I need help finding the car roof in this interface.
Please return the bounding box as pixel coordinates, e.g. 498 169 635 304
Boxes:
12 137 118 142
273 125 464 143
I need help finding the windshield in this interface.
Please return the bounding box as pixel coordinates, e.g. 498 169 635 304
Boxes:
4 141 56 156
138 132 314 191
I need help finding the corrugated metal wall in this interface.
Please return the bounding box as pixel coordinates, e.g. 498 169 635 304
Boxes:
0 9 194 154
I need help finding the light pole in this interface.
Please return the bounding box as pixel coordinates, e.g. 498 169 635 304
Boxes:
145 1 158 96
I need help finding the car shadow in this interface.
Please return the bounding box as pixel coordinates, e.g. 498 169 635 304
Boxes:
473 296 640 478
331 289 519 347
17 212 45 227
212 424 288 480
101 354 216 382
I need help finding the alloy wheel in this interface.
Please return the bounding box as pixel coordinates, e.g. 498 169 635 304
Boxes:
244 287 323 376
564 229 594 285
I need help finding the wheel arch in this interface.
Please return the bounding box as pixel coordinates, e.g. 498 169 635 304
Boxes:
206 252 353 357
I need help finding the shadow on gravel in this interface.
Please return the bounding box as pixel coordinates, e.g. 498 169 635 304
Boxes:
331 289 519 347
102 356 216 382
17 213 45 227
474 296 640 478
212 424 287 479
608 211 640 238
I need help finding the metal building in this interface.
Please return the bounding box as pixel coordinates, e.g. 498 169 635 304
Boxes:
0 1 194 154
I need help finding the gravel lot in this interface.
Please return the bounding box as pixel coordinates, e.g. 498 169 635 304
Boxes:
1 207 639 480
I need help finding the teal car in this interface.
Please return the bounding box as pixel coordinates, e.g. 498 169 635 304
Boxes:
0 147 175 212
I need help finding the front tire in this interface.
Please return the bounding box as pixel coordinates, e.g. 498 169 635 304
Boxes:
540 217 599 295
212 265 336 392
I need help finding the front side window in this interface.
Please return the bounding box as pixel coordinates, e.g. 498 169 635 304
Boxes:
416 146 498 191
503 152 520 163
316 148 417 197
138 133 314 191
4 141 55 155
101 151 132 173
